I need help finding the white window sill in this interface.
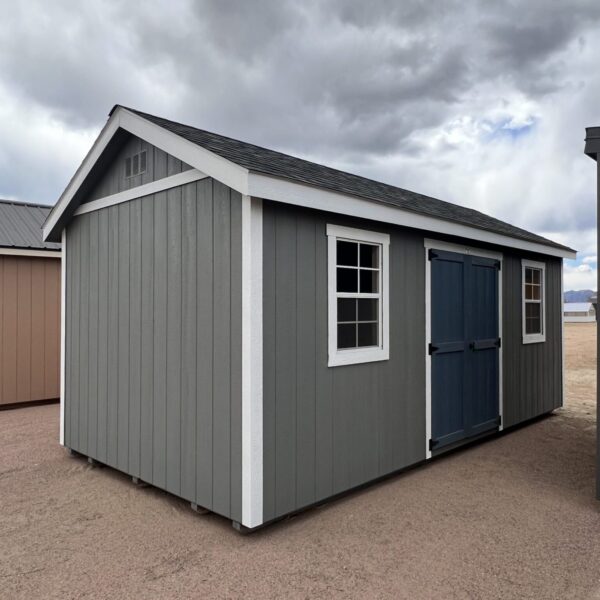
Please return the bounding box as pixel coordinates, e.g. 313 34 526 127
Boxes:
328 347 389 367
523 334 546 344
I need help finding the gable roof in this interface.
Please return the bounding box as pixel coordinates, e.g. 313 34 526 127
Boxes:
125 108 574 255
43 105 576 258
0 199 60 251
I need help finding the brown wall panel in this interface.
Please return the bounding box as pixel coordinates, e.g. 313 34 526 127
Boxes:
0 255 61 406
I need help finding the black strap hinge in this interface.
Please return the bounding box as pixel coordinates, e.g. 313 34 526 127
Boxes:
429 438 439 451
428 343 439 355
428 249 438 261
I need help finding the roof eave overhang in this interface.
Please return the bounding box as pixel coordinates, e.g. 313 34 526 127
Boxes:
247 172 576 259
43 107 576 259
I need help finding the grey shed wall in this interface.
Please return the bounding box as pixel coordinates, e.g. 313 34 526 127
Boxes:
262 202 426 522
64 178 243 521
261 201 563 523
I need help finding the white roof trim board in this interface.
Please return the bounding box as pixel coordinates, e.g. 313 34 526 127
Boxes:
43 106 576 259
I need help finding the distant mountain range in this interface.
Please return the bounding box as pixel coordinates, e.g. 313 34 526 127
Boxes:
564 289 596 303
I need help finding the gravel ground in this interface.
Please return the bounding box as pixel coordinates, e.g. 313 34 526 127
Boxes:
1 323 599 599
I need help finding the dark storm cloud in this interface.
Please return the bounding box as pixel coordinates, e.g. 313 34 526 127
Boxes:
0 0 599 272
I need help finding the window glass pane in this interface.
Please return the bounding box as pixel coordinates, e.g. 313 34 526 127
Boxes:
357 322 378 347
525 283 538 300
337 267 358 292
532 268 541 284
525 303 541 334
338 324 356 349
140 150 147 173
358 298 378 321
360 269 379 293
531 285 541 300
526 303 541 319
525 267 533 284
125 157 132 177
338 298 356 322
337 241 358 266
360 244 379 268
526 316 541 334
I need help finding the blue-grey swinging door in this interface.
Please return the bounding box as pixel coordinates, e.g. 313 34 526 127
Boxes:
429 248 501 451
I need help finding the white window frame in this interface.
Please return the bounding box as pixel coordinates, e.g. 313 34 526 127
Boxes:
327 224 390 367
522 259 546 344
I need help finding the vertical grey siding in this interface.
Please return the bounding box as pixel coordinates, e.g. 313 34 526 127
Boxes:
65 179 243 522
87 135 192 201
262 202 426 522
262 202 564 522
502 253 563 427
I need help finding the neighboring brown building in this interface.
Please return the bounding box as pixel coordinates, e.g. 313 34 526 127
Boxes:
0 200 61 408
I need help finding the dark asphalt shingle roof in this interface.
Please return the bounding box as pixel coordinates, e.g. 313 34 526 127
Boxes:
0 200 60 250
124 107 574 254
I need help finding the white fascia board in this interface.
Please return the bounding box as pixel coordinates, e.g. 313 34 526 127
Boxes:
118 109 249 194
248 172 576 260
43 112 122 241
73 169 208 217
0 248 61 258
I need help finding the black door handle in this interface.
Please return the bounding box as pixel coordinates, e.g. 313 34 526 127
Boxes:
469 342 475 350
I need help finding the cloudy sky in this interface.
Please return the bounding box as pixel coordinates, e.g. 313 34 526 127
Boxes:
0 0 598 289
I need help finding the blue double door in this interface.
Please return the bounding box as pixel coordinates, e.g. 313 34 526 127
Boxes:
429 249 501 451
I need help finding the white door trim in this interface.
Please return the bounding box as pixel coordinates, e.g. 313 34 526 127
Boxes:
424 238 503 459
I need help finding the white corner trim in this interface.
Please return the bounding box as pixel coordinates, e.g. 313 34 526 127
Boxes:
73 169 208 217
59 228 66 446
0 248 61 258
326 224 390 367
522 259 547 344
424 239 504 458
241 195 263 528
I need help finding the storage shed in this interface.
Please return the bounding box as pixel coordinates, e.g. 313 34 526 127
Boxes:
43 106 576 530
564 302 596 322
0 200 61 408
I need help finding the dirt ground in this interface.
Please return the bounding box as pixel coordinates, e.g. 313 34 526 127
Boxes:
1 324 599 599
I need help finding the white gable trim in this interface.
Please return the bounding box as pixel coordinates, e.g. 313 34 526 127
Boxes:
42 106 248 241
44 107 575 260
73 169 208 217
118 109 248 193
